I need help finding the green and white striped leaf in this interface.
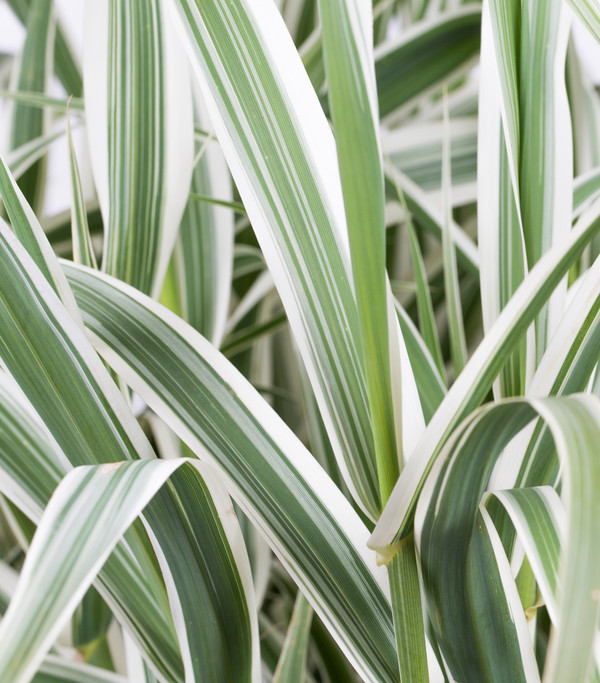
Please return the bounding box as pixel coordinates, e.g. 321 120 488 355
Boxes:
5 0 82 96
520 1 572 354
170 91 232 346
479 0 531 397
166 0 381 518
319 0 398 498
272 593 313 683
567 0 600 45
387 537 431 682
486 0 521 198
0 459 259 683
6 0 53 211
414 396 600 683
485 487 563 623
370 197 600 551
64 261 399 683
374 6 481 120
83 0 194 296
33 655 128 683
67 112 96 269
0 157 82 323
485 0 573 360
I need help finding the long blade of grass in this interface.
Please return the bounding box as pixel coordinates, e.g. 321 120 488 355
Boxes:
373 7 481 119
170 93 233 346
442 93 467 378
485 487 562 624
391 177 446 389
272 593 313 683
319 0 397 499
5 0 82 96
166 0 381 518
83 0 194 296
519 0 572 354
7 0 53 211
64 261 399 683
479 0 530 397
387 536 430 682
66 111 96 269
566 0 600 45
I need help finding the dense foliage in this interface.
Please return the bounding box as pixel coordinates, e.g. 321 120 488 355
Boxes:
0 0 600 681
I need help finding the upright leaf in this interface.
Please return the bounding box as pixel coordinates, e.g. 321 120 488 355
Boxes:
167 0 381 518
170 92 233 346
84 0 194 296
8 0 53 211
319 0 397 500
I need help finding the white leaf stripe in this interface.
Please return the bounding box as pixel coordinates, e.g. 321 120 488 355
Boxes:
64 261 398 683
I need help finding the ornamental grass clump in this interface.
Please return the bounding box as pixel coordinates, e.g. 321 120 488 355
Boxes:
0 0 600 681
